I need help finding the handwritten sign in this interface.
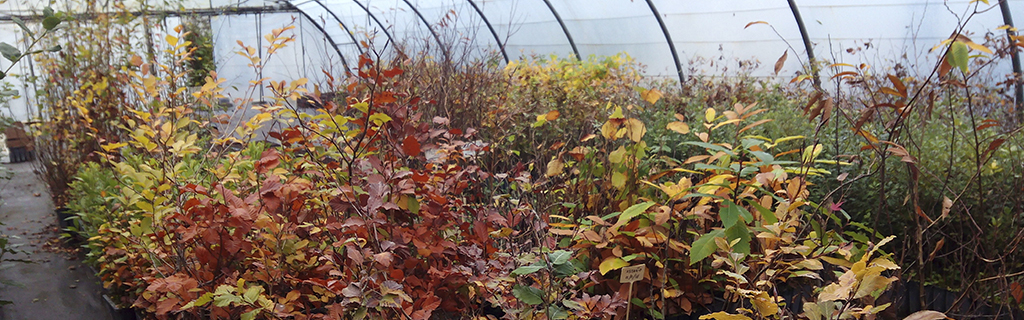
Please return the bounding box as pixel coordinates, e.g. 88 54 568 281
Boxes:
619 264 645 283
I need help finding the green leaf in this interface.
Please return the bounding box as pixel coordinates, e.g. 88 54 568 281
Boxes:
512 264 545 276
599 257 629 275
42 16 61 31
744 199 777 224
611 171 627 189
47 45 62 52
948 42 969 73
240 310 258 320
12 17 33 38
0 42 21 62
243 286 262 304
616 201 656 227
43 6 54 17
720 200 751 229
690 229 725 265
548 250 572 265
512 285 545 305
725 223 751 254
548 305 569 319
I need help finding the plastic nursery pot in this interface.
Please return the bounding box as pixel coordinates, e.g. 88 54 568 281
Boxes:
55 208 84 245
103 294 139 320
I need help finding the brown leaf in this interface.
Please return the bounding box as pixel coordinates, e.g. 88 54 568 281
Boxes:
402 135 420 157
940 196 952 219
926 238 944 263
1011 282 1023 303
374 252 394 267
545 109 560 121
545 159 564 177
744 21 768 29
887 74 907 97
774 50 788 75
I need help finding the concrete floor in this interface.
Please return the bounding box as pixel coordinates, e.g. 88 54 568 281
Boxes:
0 161 112 320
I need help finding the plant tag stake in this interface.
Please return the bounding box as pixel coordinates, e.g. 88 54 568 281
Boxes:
620 264 645 317
620 264 645 283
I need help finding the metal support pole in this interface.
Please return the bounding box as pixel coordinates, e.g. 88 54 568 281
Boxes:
311 0 365 55
401 0 451 62
295 9 351 73
351 0 397 53
998 0 1023 121
645 0 684 86
541 0 579 60
787 0 821 89
467 0 509 64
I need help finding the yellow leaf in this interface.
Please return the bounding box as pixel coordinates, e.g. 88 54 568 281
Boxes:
165 35 178 46
642 88 662 104
750 291 779 317
598 257 629 275
625 118 646 142
699 312 753 320
545 159 564 177
854 269 895 299
667 121 690 134
601 120 619 140
101 142 128 152
705 108 717 122
965 41 993 54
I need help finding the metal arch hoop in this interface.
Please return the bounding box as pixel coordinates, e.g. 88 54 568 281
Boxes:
401 0 451 62
351 0 398 53
310 0 365 55
644 0 684 86
466 0 509 64
294 9 352 72
541 0 579 60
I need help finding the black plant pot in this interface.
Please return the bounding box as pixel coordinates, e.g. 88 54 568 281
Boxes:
103 294 138 320
55 208 84 245
56 208 73 231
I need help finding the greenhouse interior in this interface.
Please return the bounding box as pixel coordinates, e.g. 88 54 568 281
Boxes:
0 0 1022 319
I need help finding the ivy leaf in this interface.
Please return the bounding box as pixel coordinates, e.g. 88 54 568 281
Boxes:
512 285 545 305
598 256 629 275
690 229 725 265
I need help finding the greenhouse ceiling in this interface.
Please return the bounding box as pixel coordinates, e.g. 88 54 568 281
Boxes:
1 0 1021 119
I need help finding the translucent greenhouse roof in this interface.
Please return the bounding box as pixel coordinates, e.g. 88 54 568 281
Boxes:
1 0 1022 121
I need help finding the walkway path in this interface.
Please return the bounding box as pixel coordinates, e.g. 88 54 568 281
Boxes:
0 161 112 320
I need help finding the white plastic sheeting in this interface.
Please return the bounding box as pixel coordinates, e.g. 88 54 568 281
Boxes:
1 0 1021 121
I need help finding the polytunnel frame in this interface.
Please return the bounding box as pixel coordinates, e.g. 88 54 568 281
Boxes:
291 6 352 73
